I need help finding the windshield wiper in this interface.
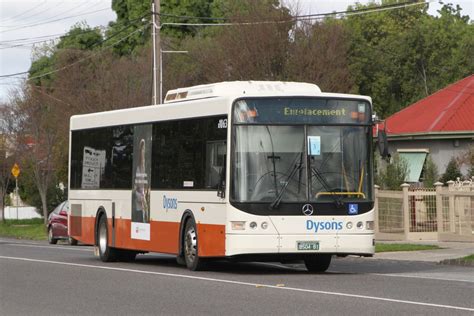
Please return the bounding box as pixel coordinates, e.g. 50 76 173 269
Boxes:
310 167 344 208
265 126 279 197
269 158 303 209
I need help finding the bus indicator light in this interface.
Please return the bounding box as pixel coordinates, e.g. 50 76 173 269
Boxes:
231 221 245 230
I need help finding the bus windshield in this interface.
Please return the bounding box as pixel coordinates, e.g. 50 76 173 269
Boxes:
232 98 372 204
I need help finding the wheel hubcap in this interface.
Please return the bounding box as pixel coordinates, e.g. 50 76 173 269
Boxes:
48 229 53 241
184 226 197 264
99 221 107 254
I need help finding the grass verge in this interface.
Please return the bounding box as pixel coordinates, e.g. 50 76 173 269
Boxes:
375 243 441 253
460 254 474 261
0 218 47 240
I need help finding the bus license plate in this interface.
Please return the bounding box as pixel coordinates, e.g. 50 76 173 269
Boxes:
297 241 319 251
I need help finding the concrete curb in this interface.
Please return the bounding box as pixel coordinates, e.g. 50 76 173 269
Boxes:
439 258 474 267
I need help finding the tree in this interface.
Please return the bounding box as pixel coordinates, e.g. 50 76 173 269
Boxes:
6 88 65 225
378 153 409 190
422 155 438 188
440 157 462 183
0 131 14 222
344 1 473 118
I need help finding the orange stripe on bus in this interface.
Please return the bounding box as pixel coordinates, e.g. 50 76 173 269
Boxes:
197 223 226 257
70 216 225 257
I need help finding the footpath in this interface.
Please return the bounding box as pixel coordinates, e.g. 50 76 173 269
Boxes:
374 240 474 266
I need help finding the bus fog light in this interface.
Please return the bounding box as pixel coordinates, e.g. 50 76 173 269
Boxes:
356 221 363 229
231 221 246 230
346 222 353 229
249 221 257 229
261 222 269 229
366 221 374 230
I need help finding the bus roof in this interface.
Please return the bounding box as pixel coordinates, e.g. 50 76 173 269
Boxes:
70 81 372 130
164 81 322 103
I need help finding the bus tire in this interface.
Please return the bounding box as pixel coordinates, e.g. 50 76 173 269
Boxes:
183 218 206 271
68 237 78 246
304 254 332 273
97 215 117 262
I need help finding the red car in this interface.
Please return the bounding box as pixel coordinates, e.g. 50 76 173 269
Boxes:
47 201 78 245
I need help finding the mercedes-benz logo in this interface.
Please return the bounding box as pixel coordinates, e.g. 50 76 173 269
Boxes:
302 204 314 216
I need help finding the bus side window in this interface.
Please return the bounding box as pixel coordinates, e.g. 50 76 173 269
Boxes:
205 140 227 189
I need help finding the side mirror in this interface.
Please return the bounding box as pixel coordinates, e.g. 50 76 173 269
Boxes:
377 129 390 160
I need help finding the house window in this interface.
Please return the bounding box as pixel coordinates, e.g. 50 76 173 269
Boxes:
397 149 429 182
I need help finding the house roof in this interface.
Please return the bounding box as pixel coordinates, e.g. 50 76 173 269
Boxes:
385 75 474 135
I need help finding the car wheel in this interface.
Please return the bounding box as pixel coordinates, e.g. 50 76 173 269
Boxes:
183 218 206 271
48 227 57 245
304 254 332 273
97 215 117 262
68 237 78 246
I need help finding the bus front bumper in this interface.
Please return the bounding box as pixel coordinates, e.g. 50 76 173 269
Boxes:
225 233 374 257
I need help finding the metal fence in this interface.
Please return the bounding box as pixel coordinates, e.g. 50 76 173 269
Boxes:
375 179 474 242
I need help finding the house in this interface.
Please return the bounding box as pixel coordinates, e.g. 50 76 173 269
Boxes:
383 75 474 182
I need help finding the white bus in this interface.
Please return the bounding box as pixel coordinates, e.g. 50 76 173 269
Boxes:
68 81 375 272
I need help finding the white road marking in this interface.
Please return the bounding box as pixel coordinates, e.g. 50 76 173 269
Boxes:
371 273 474 283
0 255 473 312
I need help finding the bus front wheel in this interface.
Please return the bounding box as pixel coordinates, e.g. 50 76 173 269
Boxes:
304 254 332 273
183 219 206 271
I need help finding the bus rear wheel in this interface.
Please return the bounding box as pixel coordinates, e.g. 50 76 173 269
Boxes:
183 219 206 271
304 254 332 273
97 215 118 262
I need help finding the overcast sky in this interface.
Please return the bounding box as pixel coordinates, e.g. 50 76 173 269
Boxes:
1 0 473 103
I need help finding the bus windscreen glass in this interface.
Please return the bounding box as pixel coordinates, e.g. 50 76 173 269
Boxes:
232 98 372 205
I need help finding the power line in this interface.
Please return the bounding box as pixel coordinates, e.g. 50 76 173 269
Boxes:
26 25 149 83
0 7 111 34
155 1 430 28
0 1 90 28
0 0 48 23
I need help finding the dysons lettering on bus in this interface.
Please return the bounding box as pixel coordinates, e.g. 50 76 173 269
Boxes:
306 220 343 233
163 195 178 211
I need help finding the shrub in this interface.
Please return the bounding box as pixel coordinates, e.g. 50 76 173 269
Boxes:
440 157 462 183
378 153 409 190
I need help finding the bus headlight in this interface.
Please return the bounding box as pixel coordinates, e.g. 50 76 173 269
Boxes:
261 222 269 230
366 221 374 230
356 221 364 229
249 221 257 230
346 222 353 229
231 221 246 230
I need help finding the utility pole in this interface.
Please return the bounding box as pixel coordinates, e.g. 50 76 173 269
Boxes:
152 0 161 105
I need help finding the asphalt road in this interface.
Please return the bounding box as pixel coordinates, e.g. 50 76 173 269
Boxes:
1 238 473 315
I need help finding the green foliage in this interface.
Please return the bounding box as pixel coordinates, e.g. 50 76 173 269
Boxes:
29 24 103 88
5 194 11 207
18 168 66 216
378 153 409 190
346 1 473 118
422 155 438 188
375 243 440 252
56 24 103 50
440 157 462 183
